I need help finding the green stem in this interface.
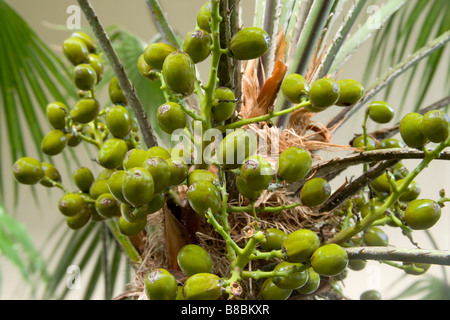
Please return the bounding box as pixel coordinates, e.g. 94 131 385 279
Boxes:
241 263 309 280
206 209 242 255
105 219 143 268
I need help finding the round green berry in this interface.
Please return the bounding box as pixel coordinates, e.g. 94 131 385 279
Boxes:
183 29 212 64
240 155 273 191
144 268 178 300
400 112 429 148
300 178 331 207
282 229 320 263
230 27 270 60
183 273 222 300
281 74 309 104
177 244 214 277
404 199 441 230
335 79 364 107
310 244 348 276
276 146 312 183
162 51 196 96
421 110 450 143
12 157 44 185
308 78 340 109
367 101 394 123
157 102 187 134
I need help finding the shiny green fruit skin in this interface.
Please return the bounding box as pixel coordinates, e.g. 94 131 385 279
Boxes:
58 193 86 217
211 87 236 122
260 228 287 251
396 179 421 202
259 278 291 300
108 77 127 106
403 262 431 275
143 157 171 194
230 27 270 60
166 158 188 186
368 101 394 124
183 273 222 300
63 37 89 65
309 78 340 109
310 244 348 276
71 31 97 53
157 102 187 134
187 169 219 187
300 178 331 207
147 193 166 214
66 133 81 147
107 170 128 204
363 227 388 246
40 162 61 188
41 129 67 156
147 146 171 160
145 268 178 300
370 173 391 193
282 229 320 263
118 215 146 236
335 79 364 106
73 63 97 91
183 29 212 64
162 51 196 95
400 112 429 148
348 259 367 271
217 128 257 169
120 203 149 223
105 105 132 138
87 54 103 83
295 268 320 295
196 2 212 33
352 135 376 150
272 262 309 290
46 102 69 130
95 193 121 218
177 244 214 276
375 138 404 150
123 148 148 170
276 146 312 183
421 110 450 143
404 199 441 230
187 181 221 216
66 207 91 230
137 54 158 80
98 138 128 169
236 176 262 201
70 98 100 124
144 43 177 71
89 178 110 200
12 157 44 185
240 155 273 191
281 74 309 104
122 167 155 207
360 290 381 300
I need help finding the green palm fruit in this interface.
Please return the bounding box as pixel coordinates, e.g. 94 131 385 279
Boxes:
282 229 320 263
421 110 450 143
62 37 89 65
98 138 128 169
95 193 121 219
236 176 262 201
296 268 320 295
276 146 312 183
310 244 348 276
58 193 86 217
281 73 309 104
272 262 309 290
145 268 178 300
41 129 67 156
335 79 364 106
89 178 110 200
105 105 132 138
370 173 391 193
183 29 212 63
70 98 100 124
123 148 148 170
211 87 236 122
46 102 69 130
143 157 171 194
183 273 222 300
260 228 287 251
87 53 103 83
360 290 382 300
147 193 166 214
106 170 128 204
66 207 91 230
363 227 389 246
177 244 214 276
400 112 429 148
71 31 97 53
396 179 421 202
40 162 61 188
122 167 155 207
157 102 187 134
187 181 221 216
144 43 177 70
72 63 97 91
217 128 257 169
108 76 127 106
166 157 189 186
375 138 404 149
352 134 376 150
196 2 212 33
147 146 171 160
368 101 395 124
137 54 159 80
404 199 441 230
308 78 340 109
230 27 270 60
12 157 44 185
240 155 273 191
118 215 146 236
300 178 332 207
120 203 149 223
187 169 219 187
162 51 196 95
259 278 292 300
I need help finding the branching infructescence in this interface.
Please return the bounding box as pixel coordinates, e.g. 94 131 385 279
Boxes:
11 0 450 301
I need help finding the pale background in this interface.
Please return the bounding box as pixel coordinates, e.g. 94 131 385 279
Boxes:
1 0 449 300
